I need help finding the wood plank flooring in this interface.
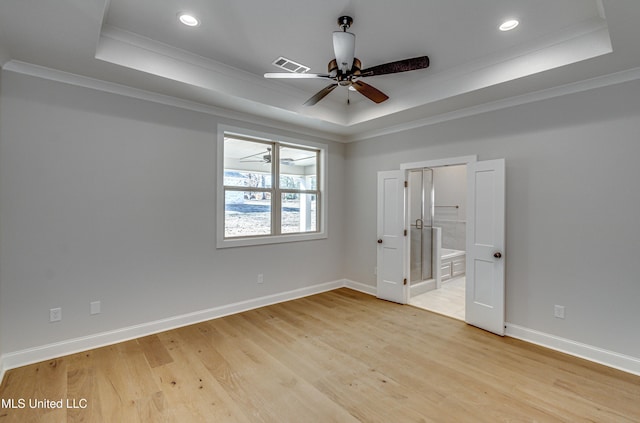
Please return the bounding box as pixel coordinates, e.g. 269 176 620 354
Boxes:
1 288 639 422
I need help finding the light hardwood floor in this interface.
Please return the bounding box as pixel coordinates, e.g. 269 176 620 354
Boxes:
1 288 639 422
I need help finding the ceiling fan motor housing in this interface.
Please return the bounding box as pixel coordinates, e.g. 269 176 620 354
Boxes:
329 57 362 86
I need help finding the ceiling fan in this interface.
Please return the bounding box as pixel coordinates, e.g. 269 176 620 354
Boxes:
264 16 430 106
240 148 313 165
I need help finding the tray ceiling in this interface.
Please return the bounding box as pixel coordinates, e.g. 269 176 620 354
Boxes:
1 1 640 141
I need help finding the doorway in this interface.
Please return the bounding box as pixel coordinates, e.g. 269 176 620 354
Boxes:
376 155 506 335
408 165 467 321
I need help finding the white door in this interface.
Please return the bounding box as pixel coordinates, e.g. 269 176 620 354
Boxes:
465 159 506 335
377 170 407 304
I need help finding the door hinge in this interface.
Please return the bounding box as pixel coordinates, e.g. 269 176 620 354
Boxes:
403 278 407 286
404 229 407 236
404 180 408 188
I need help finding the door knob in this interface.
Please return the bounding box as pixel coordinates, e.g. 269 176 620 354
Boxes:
493 252 502 258
377 239 383 244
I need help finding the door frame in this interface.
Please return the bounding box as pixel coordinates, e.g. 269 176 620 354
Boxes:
399 156 477 305
381 155 506 335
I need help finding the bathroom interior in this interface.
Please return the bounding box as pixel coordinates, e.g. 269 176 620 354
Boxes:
408 165 467 320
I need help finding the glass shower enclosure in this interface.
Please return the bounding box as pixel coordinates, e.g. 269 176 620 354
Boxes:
409 168 434 283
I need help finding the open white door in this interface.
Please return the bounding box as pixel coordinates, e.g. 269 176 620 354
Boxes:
466 159 505 335
377 170 406 304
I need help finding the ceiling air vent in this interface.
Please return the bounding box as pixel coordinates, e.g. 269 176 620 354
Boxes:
272 56 310 74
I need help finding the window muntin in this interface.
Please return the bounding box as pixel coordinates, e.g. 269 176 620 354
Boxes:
222 133 321 240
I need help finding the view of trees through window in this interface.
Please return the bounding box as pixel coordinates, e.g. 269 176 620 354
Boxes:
223 135 319 238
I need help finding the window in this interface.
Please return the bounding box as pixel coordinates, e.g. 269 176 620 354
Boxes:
217 126 326 248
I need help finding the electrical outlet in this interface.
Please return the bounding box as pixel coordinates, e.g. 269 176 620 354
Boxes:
554 305 565 319
50 307 62 322
90 301 101 315
257 273 264 284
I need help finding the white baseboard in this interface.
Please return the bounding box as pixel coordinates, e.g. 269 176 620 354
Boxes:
343 278 640 377
344 279 376 296
0 279 346 376
4 282 637 382
410 279 436 297
506 323 640 376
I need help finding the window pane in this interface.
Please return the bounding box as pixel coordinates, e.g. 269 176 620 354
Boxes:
225 190 272 237
224 138 273 188
281 193 317 234
279 146 317 189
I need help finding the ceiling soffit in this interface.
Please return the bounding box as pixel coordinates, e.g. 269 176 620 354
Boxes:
96 17 611 128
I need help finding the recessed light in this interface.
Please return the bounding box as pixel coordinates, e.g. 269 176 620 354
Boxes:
499 19 519 31
178 13 200 27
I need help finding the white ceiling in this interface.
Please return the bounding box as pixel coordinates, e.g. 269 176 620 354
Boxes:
1 1 640 141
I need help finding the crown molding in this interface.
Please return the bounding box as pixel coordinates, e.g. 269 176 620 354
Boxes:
4 59 640 145
97 25 349 127
346 65 640 142
1 60 344 143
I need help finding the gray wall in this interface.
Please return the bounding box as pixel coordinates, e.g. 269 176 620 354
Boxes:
433 165 466 251
2 66 640 365
344 79 640 359
0 70 345 353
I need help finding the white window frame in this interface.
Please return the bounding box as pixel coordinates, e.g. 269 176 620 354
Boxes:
216 124 328 248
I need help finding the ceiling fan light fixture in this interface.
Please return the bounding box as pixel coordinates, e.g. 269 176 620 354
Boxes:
333 31 356 72
499 19 519 31
178 13 200 27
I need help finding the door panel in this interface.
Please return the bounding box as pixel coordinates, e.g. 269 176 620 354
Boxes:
473 259 495 307
465 159 505 335
473 170 496 246
377 170 406 304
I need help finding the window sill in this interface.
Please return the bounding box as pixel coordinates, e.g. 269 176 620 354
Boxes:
216 231 327 249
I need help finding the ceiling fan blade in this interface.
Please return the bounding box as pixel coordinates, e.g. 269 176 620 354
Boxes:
281 155 315 165
360 56 430 77
303 83 338 106
352 81 389 104
291 155 315 162
264 73 331 79
239 149 270 161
